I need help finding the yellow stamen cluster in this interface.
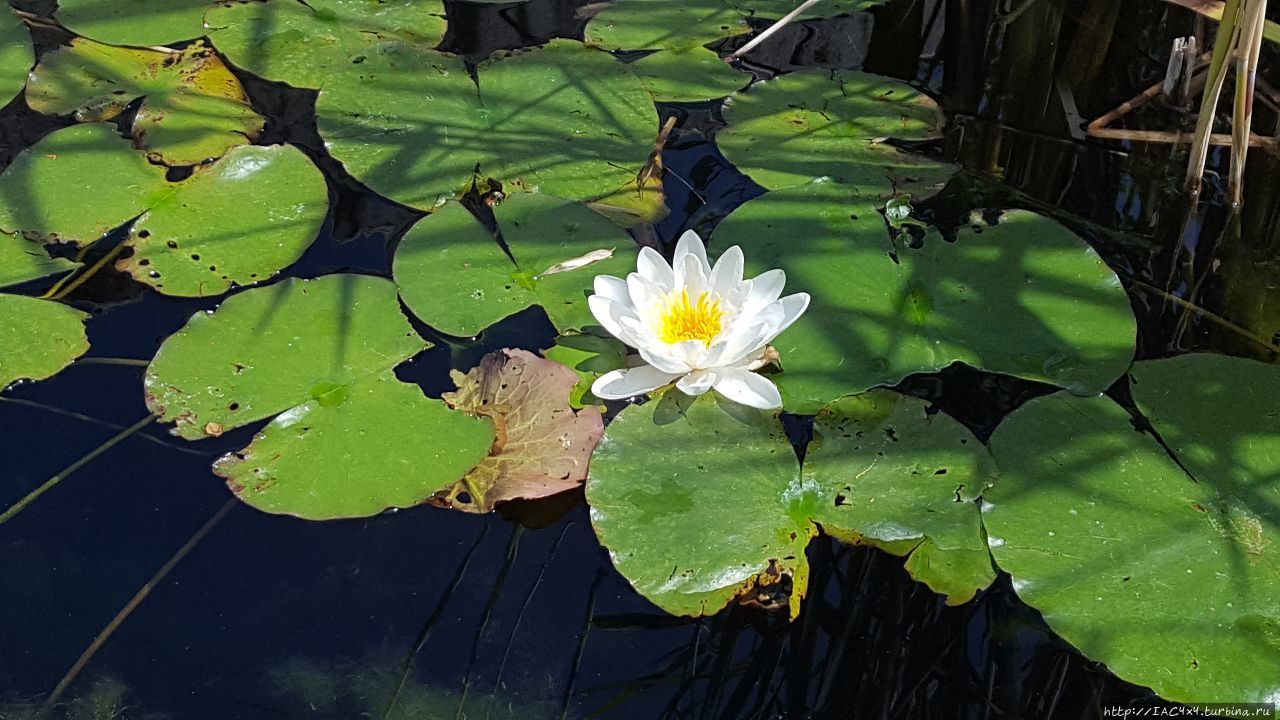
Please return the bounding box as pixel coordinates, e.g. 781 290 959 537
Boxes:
655 289 724 346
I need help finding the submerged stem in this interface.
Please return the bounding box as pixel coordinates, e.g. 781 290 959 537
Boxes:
44 498 236 708
0 415 155 526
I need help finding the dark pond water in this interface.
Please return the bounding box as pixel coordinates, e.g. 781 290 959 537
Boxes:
3 0 1277 717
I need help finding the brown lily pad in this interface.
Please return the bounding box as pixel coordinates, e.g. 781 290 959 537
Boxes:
435 348 605 513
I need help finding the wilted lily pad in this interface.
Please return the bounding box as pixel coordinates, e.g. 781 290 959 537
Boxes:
27 39 264 166
0 124 328 296
715 200 1137 412
718 70 949 193
986 353 1280 704
317 40 657 209
0 8 33 101
0 295 89 390
0 232 77 289
206 0 447 89
394 193 636 336
587 389 994 617
54 0 211 46
433 349 604 513
147 274 494 519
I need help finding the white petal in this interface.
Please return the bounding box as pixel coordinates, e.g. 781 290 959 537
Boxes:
593 274 629 303
712 368 782 410
637 345 692 374
674 229 711 274
772 292 810 335
636 246 674 290
676 368 716 396
742 269 786 314
674 253 708 296
670 339 709 368
708 245 744 299
626 273 668 321
591 365 681 400
702 321 772 368
588 296 647 348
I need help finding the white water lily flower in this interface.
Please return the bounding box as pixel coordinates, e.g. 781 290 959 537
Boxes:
588 230 809 410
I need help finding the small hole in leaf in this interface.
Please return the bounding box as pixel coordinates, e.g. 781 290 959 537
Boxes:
457 491 473 504
191 254 200 261
228 402 240 411
166 240 178 249
138 230 151 238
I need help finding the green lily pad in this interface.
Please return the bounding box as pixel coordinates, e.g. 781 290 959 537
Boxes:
214 371 494 520
206 0 447 89
0 233 78 289
118 145 329 296
718 70 948 192
0 124 328 296
806 392 996 604
433 349 603 513
0 8 33 101
626 47 748 101
394 193 636 336
146 274 425 440
584 0 886 52
587 389 994 617
986 354 1280 704
27 39 264 166
0 295 89 390
54 0 211 46
316 40 657 210
715 199 1137 413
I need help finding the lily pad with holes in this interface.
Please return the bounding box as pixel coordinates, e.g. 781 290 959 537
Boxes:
985 354 1280 704
27 39 263 166
0 124 328 296
586 389 994 617
718 70 949 193
316 40 657 210
0 295 89 390
206 0 447 89
714 193 1137 413
53 0 212 46
147 274 494 519
0 8 33 101
0 232 78 289
394 193 636 337
432 349 603 513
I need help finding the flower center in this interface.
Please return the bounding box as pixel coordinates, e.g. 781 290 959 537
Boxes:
655 289 724 346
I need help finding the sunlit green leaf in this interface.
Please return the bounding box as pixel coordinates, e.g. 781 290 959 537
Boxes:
0 295 89 390
215 372 493 520
394 194 636 336
146 275 425 440
625 47 749 101
0 233 77 289
718 70 948 192
542 331 628 409
587 389 994 616
715 198 1137 412
27 39 264 166
806 392 996 604
316 40 657 209
986 354 1280 704
148 274 494 519
0 124 328 296
206 0 447 89
54 0 211 46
